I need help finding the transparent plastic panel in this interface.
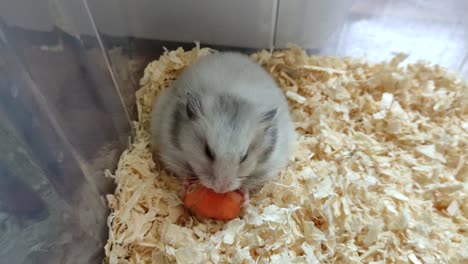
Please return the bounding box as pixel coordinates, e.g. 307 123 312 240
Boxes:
0 0 131 263
275 0 354 49
320 0 468 77
84 0 274 116
103 0 277 49
85 0 468 91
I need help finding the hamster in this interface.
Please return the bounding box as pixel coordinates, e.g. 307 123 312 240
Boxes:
150 52 295 201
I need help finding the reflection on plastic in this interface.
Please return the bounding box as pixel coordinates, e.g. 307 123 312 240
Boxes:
0 1 131 263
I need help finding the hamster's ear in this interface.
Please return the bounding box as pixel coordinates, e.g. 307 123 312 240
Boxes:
186 92 203 119
260 108 278 124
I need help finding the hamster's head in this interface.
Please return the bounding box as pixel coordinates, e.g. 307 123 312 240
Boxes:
178 92 278 193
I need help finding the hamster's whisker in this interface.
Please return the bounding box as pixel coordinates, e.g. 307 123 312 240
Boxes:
242 178 267 185
184 176 200 182
184 166 207 178
157 154 208 181
158 159 194 175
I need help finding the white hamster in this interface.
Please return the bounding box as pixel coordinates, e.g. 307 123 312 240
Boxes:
150 52 295 199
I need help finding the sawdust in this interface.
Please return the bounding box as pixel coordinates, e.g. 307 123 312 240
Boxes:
104 44 468 264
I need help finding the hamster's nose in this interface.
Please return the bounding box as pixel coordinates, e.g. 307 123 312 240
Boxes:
212 181 230 194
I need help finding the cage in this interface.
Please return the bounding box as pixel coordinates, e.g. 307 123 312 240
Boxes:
0 0 467 263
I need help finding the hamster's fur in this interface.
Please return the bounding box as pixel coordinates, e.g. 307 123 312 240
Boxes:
151 52 295 195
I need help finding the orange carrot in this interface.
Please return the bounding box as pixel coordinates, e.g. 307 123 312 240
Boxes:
184 184 243 220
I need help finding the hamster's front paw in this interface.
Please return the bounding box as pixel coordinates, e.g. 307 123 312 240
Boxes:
240 188 250 208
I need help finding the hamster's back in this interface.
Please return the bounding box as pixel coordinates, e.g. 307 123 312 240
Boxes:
174 52 285 107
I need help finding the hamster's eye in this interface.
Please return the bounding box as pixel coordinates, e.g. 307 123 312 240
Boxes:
240 152 248 163
204 144 215 161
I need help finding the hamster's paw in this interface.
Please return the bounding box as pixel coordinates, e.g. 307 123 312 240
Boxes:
240 188 250 208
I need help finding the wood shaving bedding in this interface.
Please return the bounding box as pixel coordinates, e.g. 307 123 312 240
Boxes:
104 44 468 264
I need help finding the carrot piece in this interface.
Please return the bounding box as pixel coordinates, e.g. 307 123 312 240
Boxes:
184 184 243 220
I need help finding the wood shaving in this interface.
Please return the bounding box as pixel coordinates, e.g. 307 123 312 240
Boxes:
104 44 468 264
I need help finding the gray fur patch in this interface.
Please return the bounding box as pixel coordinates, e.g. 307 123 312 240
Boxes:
169 105 184 150
216 94 246 125
186 92 203 119
261 108 278 123
258 125 278 164
185 162 195 177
